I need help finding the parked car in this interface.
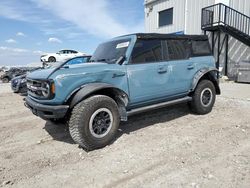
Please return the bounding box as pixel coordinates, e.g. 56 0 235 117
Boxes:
0 67 27 83
43 55 91 68
40 49 87 62
0 66 10 72
0 68 4 78
25 33 220 150
11 56 91 94
11 74 28 94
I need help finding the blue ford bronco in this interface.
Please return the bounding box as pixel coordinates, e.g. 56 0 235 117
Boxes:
25 33 220 150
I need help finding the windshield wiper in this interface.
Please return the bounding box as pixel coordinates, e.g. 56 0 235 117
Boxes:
90 58 119 64
97 59 107 62
90 59 108 63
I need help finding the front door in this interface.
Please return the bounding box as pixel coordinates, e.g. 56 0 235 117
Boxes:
127 39 170 106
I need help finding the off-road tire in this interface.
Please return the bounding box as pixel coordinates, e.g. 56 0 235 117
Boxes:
69 95 120 151
48 56 56 62
189 80 216 115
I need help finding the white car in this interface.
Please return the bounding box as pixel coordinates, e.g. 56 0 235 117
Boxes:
40 49 87 62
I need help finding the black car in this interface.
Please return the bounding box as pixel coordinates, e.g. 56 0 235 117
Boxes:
11 74 28 94
10 67 42 94
1 67 28 83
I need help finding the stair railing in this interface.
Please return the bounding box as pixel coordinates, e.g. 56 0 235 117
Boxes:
201 3 250 36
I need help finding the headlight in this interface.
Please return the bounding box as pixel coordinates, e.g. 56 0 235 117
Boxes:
21 78 26 83
41 82 50 98
27 79 55 99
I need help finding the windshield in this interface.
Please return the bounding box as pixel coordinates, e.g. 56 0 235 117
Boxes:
90 39 131 64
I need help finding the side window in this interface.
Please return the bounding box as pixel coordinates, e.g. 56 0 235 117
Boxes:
130 39 162 64
66 57 83 65
82 56 91 63
66 57 91 65
191 40 211 56
164 39 189 60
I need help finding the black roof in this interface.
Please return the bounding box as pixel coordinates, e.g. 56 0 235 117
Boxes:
121 33 208 41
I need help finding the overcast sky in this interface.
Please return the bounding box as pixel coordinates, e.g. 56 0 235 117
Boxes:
0 0 145 66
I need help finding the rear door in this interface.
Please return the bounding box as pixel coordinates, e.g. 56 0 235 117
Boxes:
163 39 196 95
127 39 170 106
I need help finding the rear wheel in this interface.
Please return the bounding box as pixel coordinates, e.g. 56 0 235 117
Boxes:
48 56 56 62
189 80 216 115
69 95 120 151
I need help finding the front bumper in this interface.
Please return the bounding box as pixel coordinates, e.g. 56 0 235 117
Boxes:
24 97 69 120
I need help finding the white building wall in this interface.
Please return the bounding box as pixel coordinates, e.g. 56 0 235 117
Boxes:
230 0 250 16
145 0 215 34
145 0 186 33
185 0 215 34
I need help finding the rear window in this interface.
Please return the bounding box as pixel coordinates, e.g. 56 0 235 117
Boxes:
191 40 211 56
164 39 190 60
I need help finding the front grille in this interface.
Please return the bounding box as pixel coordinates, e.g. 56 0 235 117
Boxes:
27 79 44 98
27 79 42 87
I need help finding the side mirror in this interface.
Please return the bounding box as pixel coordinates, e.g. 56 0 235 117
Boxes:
116 56 126 65
62 65 69 69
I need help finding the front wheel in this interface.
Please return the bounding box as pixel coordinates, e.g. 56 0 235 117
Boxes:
69 95 120 151
189 80 216 115
2 77 9 83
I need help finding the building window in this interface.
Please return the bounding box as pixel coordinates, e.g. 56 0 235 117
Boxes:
158 8 173 27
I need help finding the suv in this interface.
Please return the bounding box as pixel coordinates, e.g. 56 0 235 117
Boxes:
25 33 220 150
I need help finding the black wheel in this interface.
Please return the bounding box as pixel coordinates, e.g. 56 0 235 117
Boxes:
189 80 216 115
69 95 120 151
2 77 9 83
48 56 56 62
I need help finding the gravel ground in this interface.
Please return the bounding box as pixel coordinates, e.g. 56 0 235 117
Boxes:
0 82 249 188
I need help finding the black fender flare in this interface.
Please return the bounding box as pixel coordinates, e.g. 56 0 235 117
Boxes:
67 83 129 121
191 68 221 94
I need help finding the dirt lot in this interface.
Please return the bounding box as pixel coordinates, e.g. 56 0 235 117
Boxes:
0 82 250 188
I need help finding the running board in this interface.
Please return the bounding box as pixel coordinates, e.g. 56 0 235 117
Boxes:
127 96 192 116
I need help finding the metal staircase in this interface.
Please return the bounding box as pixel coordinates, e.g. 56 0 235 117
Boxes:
201 3 250 75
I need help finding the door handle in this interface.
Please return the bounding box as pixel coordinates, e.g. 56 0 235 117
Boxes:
112 72 125 78
187 64 194 70
158 67 168 74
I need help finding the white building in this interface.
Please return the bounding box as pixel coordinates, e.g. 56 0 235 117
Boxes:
144 0 250 79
